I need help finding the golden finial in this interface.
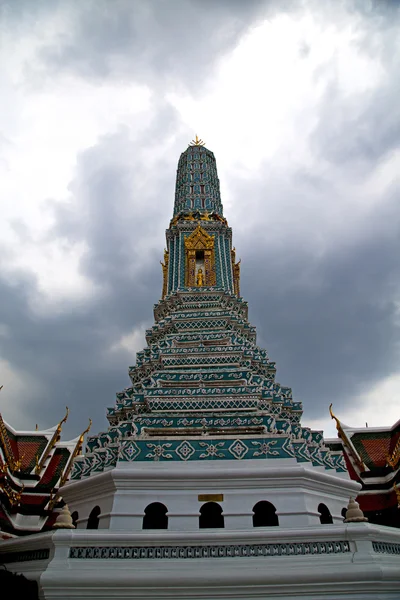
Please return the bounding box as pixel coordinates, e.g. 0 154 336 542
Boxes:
79 418 92 446
55 406 69 440
329 403 340 430
60 406 69 427
329 404 366 472
189 134 205 147
35 406 69 475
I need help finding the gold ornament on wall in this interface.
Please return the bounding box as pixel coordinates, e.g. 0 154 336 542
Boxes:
184 225 216 287
160 249 169 299
231 247 241 297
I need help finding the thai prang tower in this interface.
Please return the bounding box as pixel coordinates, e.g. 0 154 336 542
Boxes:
5 140 400 600
67 137 354 518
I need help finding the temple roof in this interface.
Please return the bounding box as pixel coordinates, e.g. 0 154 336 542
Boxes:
0 403 89 536
333 417 400 472
328 408 400 516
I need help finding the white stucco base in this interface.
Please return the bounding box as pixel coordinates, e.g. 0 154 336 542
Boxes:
1 523 399 599
2 459 399 598
61 458 360 530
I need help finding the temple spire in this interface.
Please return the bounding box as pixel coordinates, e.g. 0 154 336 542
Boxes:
173 143 223 217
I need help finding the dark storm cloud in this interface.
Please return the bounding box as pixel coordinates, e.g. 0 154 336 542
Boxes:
230 152 400 422
32 0 271 88
310 79 400 167
0 110 184 438
1 0 400 438
241 209 400 421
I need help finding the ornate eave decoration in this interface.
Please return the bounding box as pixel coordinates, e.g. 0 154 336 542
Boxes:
48 418 92 510
160 249 169 300
329 404 365 473
35 406 69 475
387 436 400 469
231 247 241 297
393 483 400 508
0 386 22 473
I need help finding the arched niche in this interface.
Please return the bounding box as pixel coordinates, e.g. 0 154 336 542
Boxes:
87 506 101 530
252 501 279 527
142 502 168 530
318 503 333 524
199 502 224 529
71 510 79 528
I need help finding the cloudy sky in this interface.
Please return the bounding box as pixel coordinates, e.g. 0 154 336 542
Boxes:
1 0 399 441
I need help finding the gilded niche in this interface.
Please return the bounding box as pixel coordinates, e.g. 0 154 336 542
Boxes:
184 225 216 287
160 250 169 299
231 247 241 297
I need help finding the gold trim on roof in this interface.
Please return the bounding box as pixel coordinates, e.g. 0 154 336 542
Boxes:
0 386 21 473
329 404 365 473
394 484 400 508
48 418 92 510
170 211 227 227
0 480 24 507
231 248 241 297
387 436 400 469
35 406 69 475
160 249 169 300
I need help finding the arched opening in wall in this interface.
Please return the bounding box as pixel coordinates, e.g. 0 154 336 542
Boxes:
199 502 224 529
341 507 347 520
252 501 279 527
142 503 168 530
318 503 333 524
87 506 101 529
71 511 79 528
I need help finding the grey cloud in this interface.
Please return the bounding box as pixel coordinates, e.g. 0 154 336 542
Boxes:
1 0 400 439
310 79 400 168
230 162 400 423
31 0 270 88
1 110 184 438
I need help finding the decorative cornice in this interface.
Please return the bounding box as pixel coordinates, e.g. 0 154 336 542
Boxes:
70 540 351 560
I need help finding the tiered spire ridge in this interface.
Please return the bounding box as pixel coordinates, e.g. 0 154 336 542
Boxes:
69 143 347 481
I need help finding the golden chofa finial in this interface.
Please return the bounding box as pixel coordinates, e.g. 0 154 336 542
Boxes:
189 134 205 147
329 403 340 430
79 418 92 447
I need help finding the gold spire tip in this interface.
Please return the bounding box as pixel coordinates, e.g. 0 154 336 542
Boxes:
189 134 205 147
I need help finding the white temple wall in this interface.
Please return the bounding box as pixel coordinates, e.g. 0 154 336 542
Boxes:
63 459 360 532
1 524 400 600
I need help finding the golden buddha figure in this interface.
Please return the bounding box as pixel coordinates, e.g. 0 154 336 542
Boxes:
196 268 204 287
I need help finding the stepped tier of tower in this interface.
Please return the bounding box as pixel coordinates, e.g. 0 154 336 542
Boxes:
71 287 345 480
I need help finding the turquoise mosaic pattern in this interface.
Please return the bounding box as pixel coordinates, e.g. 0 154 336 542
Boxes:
174 146 223 216
71 147 347 481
